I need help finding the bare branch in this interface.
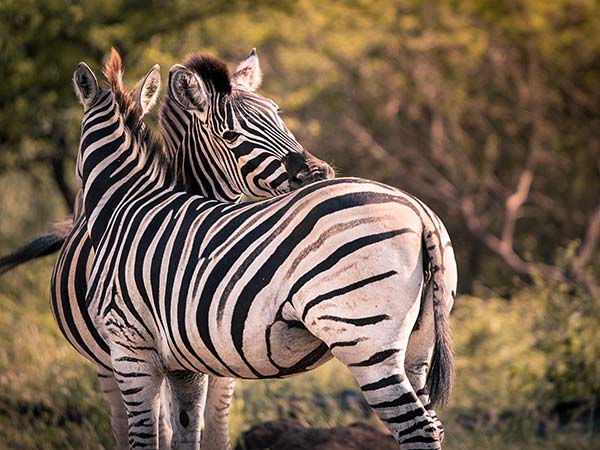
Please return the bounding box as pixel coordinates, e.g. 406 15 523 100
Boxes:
459 195 569 284
342 117 457 201
573 200 600 271
501 168 534 252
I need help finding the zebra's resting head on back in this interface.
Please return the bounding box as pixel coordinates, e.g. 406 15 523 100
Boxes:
162 49 335 201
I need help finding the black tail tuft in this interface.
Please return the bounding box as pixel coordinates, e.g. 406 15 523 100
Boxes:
0 219 73 275
426 300 454 407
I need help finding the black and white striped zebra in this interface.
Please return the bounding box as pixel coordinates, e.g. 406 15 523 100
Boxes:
74 50 457 450
31 49 332 450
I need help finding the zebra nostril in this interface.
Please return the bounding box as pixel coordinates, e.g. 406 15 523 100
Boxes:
288 174 304 190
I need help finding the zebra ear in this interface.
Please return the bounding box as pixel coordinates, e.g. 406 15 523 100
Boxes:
134 64 161 117
168 64 209 120
232 48 262 91
73 62 99 108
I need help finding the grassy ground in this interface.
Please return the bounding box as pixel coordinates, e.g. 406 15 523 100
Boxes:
0 258 596 449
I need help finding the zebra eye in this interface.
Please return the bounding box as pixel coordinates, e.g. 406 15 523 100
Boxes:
222 131 241 142
277 108 284 115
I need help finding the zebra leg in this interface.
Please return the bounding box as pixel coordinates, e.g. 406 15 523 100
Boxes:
166 371 208 450
342 349 441 449
97 367 129 450
303 300 441 448
159 380 174 449
405 297 444 441
110 349 163 450
201 376 236 450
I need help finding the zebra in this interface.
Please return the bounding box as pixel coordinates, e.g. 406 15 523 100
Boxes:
2 49 333 450
73 50 457 450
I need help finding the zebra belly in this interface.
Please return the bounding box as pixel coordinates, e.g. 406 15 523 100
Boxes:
51 215 112 371
159 297 333 379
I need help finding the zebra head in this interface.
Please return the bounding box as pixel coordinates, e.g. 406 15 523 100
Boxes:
162 49 334 201
72 50 162 201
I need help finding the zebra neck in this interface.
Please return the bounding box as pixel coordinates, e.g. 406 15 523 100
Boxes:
178 145 242 202
83 142 169 250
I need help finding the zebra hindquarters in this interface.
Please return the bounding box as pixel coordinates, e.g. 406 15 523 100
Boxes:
299 231 443 449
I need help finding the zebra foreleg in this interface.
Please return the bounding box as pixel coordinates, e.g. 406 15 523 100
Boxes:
166 371 208 450
97 367 129 450
201 376 236 450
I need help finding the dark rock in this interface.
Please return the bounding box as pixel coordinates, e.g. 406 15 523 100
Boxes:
234 419 399 450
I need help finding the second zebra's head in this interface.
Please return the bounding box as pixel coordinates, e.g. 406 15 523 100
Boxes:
163 49 334 201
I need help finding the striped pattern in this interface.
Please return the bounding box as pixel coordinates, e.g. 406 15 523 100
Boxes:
49 50 333 450
76 51 457 450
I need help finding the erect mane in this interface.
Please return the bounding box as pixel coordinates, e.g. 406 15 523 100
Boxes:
184 53 231 94
102 48 144 136
101 48 170 172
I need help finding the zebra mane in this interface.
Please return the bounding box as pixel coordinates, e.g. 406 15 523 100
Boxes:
183 53 231 94
102 48 171 175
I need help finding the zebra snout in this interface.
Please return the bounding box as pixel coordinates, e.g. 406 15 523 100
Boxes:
283 151 335 190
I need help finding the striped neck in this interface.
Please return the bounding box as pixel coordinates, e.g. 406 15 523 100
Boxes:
79 91 172 246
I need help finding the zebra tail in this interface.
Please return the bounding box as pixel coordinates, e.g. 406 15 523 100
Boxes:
422 228 454 407
0 219 73 275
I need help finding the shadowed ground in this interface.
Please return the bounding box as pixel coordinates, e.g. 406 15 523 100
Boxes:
235 420 399 450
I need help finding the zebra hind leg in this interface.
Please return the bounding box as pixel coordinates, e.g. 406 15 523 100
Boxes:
166 370 208 450
201 376 236 450
405 295 445 441
308 310 442 449
306 319 442 448
110 348 163 450
343 351 442 450
97 367 129 450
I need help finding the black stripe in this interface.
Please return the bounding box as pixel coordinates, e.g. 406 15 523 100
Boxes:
387 407 425 424
371 391 419 409
329 338 364 350
348 348 400 367
395 419 435 438
302 270 397 321
317 314 390 327
402 435 438 444
122 386 144 395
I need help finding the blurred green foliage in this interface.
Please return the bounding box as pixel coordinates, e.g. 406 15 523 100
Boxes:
0 0 599 448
